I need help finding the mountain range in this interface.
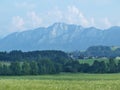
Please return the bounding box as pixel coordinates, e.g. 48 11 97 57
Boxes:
0 23 120 51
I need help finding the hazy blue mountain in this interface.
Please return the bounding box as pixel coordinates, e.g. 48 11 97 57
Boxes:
0 23 120 51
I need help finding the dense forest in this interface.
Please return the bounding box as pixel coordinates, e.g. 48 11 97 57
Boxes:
0 46 120 75
0 50 72 75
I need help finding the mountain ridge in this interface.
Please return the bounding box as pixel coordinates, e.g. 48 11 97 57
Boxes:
0 23 120 51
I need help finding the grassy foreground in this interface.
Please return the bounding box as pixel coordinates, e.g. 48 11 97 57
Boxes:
0 73 120 90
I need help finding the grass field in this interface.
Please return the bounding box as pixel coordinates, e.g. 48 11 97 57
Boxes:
0 73 120 90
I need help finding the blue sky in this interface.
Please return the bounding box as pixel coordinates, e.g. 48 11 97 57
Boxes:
0 0 120 37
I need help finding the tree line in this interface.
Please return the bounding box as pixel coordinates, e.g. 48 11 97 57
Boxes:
0 50 71 62
64 59 120 73
0 59 63 75
0 58 120 75
0 49 120 75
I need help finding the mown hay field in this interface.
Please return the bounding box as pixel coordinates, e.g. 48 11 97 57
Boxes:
0 73 120 90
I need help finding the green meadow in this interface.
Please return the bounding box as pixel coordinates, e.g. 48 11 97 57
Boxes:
0 73 120 90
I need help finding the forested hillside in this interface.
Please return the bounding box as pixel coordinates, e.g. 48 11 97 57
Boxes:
70 46 120 59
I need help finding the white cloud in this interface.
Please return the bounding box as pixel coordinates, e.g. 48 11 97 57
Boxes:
10 11 42 33
27 11 42 27
66 6 89 26
45 6 90 27
12 16 25 31
103 18 111 28
9 5 115 33
90 17 112 29
64 6 114 29
46 8 63 26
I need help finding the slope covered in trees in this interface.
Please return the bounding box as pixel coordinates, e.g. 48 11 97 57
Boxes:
70 46 120 59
